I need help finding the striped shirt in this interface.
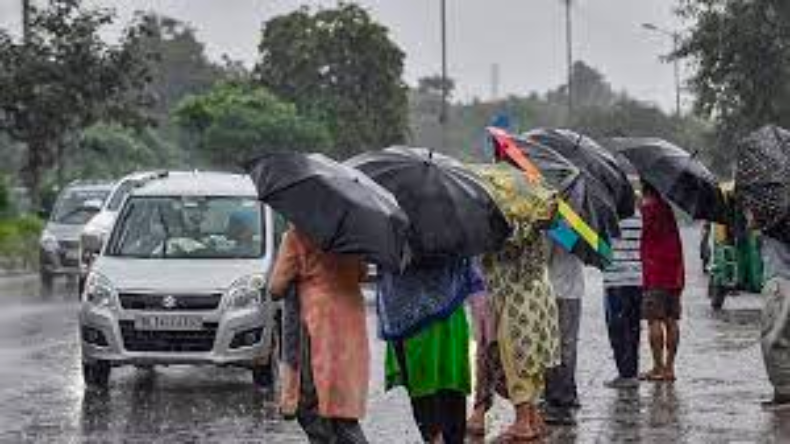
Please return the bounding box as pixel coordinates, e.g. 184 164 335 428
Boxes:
603 212 643 288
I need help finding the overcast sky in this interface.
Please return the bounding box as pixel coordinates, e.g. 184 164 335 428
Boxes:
0 0 685 111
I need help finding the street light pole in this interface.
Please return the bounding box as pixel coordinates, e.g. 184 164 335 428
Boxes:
440 0 448 148
642 23 681 117
22 0 31 42
565 0 573 121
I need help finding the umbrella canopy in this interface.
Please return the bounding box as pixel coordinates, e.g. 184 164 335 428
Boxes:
489 128 621 241
615 138 728 222
347 147 511 259
246 152 410 270
524 128 635 218
736 125 790 242
467 163 556 235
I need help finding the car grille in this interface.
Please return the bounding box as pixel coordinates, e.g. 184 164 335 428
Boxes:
119 321 218 352
118 293 223 311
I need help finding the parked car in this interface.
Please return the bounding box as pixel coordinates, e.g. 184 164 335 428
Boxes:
79 171 279 388
39 181 113 287
79 171 168 292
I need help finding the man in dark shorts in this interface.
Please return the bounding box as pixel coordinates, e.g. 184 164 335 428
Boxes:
640 181 685 382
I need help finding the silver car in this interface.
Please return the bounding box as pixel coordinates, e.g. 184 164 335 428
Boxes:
79 172 279 388
39 181 113 287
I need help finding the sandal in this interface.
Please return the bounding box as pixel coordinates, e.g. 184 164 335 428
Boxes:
500 424 541 442
466 421 485 437
639 370 665 382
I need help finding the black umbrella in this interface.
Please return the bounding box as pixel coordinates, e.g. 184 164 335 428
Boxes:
524 128 635 218
736 125 790 242
347 147 511 259
246 152 410 270
615 138 728 222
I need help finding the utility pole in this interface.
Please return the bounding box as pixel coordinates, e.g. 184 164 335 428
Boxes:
642 23 682 117
565 0 573 122
22 0 31 42
440 0 448 148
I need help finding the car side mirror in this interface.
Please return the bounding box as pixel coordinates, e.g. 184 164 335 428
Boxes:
82 231 104 255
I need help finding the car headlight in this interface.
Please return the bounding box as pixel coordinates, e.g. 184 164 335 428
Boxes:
40 231 59 252
226 274 267 310
83 273 117 308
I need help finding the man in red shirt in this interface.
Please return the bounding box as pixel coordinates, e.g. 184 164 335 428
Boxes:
640 181 685 382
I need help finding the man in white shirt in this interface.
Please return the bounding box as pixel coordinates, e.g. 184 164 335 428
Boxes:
602 212 643 388
545 244 585 425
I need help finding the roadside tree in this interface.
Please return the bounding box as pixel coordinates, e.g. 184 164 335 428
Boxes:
174 82 333 167
0 0 154 207
255 4 408 158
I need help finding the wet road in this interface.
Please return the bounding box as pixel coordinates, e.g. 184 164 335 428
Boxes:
1 228 789 443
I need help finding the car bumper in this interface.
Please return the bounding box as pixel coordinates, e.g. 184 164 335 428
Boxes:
40 248 80 276
79 304 276 367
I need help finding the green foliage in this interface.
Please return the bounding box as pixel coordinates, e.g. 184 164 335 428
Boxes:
676 0 790 172
67 123 180 180
255 3 409 157
0 0 155 206
0 215 44 270
174 82 333 166
136 13 227 119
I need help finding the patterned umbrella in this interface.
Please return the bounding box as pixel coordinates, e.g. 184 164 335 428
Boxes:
736 125 790 242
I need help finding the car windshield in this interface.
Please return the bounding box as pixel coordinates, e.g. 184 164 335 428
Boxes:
51 188 110 225
108 196 264 259
106 180 137 211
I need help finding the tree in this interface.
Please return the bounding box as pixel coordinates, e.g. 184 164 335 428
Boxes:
255 4 409 158
68 124 180 180
676 0 790 171
136 13 226 118
0 0 154 207
174 82 333 167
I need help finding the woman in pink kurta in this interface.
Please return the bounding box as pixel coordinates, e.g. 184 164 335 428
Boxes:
269 227 370 435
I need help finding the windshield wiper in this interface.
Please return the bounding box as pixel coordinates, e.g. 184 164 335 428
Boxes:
156 205 170 258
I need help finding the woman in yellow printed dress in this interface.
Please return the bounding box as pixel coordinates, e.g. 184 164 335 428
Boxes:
471 164 561 441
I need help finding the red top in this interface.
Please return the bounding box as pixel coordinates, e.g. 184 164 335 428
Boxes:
641 194 685 292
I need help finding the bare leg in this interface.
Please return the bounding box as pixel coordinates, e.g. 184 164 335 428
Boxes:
664 319 679 380
648 320 665 376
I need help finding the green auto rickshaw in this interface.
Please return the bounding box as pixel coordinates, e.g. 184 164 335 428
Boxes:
704 183 764 309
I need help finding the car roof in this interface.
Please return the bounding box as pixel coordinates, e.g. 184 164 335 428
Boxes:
131 171 258 198
64 181 115 192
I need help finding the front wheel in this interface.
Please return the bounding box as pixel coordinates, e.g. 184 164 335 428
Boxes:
83 360 111 388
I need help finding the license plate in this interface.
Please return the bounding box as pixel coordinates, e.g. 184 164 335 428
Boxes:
134 315 203 331
65 249 80 261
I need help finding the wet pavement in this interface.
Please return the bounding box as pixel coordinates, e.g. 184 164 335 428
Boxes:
1 227 789 443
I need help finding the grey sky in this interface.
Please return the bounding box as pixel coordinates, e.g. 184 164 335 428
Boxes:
0 0 684 111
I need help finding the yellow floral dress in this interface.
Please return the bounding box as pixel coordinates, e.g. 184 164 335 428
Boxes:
473 164 561 405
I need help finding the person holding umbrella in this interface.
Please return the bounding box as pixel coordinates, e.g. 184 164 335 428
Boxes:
248 152 410 443
382 257 483 443
473 163 561 441
640 180 685 382
736 125 790 409
269 227 370 442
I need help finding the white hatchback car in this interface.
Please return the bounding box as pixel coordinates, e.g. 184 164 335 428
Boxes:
79 171 279 388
